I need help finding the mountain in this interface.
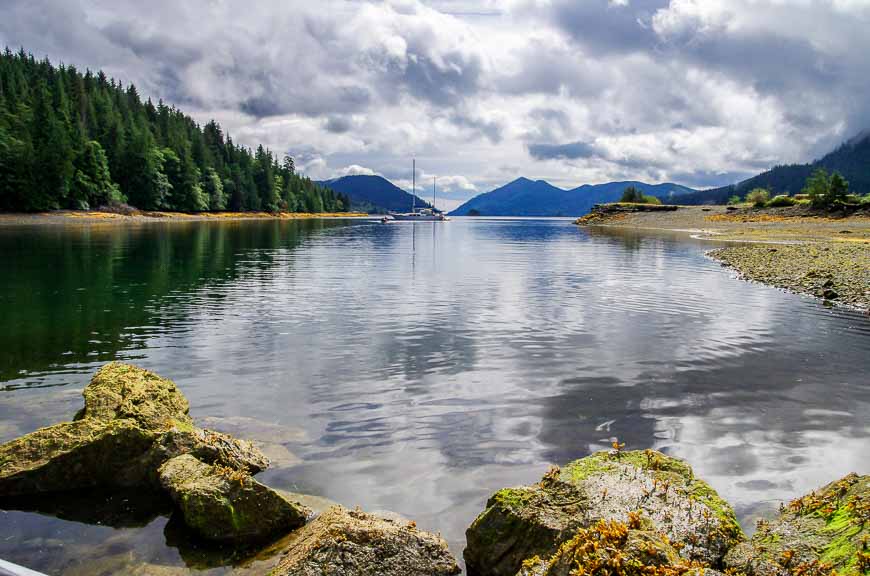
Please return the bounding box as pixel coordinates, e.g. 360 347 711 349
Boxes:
320 175 432 213
448 178 696 216
676 132 870 204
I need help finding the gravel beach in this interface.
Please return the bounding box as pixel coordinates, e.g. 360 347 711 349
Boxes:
577 205 870 311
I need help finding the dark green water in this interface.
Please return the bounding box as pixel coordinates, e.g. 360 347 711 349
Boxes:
0 218 868 574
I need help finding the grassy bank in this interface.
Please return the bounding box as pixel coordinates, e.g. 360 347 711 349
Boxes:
576 204 870 311
0 210 369 226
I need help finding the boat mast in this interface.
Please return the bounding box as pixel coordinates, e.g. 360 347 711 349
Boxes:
412 158 415 213
433 176 436 213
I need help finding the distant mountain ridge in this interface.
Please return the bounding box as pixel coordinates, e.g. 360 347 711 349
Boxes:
448 178 696 216
319 175 431 214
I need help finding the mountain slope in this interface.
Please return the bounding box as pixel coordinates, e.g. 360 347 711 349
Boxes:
320 175 431 213
676 132 870 204
449 178 696 216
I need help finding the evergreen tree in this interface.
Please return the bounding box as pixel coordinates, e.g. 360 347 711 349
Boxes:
71 140 123 208
0 49 345 214
203 167 226 211
30 80 73 209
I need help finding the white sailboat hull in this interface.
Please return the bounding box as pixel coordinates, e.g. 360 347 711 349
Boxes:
390 213 448 221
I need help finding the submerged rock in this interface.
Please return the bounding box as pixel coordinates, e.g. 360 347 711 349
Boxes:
159 454 309 543
724 473 870 576
0 364 269 496
268 505 461 576
464 450 743 576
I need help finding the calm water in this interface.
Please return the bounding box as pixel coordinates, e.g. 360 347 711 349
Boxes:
1 218 868 574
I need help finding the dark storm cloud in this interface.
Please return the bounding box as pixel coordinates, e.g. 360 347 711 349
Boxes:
325 116 353 134
450 111 503 144
545 0 669 55
101 21 201 67
528 141 599 161
383 49 484 106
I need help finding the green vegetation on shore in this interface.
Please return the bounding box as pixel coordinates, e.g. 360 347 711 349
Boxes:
0 48 350 213
731 170 870 210
620 185 662 205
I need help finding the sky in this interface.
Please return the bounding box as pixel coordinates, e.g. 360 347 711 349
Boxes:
3 0 870 211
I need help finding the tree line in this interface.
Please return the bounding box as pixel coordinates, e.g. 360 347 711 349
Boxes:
0 48 350 213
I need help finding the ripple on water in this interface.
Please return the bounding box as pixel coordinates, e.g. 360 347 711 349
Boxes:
0 218 867 573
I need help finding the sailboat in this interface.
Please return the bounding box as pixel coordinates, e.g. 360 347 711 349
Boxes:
390 159 449 221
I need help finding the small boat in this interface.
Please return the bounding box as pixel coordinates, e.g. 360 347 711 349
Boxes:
391 208 448 221
390 160 450 222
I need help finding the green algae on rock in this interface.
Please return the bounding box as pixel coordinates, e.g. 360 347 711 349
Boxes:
159 454 309 543
0 418 156 495
724 473 870 576
77 362 193 430
464 450 743 576
0 363 270 496
269 505 461 576
517 515 711 576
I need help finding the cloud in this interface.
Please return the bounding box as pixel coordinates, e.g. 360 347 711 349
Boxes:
2 0 869 201
336 164 379 177
528 141 599 161
325 116 354 134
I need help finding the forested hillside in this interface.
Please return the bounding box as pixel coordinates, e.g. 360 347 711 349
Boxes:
0 49 349 213
677 132 870 205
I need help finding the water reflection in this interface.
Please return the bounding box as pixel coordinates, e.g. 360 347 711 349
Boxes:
0 218 867 574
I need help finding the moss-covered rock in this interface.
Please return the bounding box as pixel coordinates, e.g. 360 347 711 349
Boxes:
76 362 193 431
158 454 309 543
464 482 590 576
724 473 870 576
517 516 701 576
0 363 270 497
144 427 269 478
0 418 156 495
464 450 743 576
269 505 461 576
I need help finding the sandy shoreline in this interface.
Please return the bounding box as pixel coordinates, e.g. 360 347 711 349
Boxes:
0 210 370 226
576 205 870 312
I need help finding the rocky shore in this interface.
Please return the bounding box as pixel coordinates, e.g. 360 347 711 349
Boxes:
575 204 870 312
1 364 868 575
709 243 868 310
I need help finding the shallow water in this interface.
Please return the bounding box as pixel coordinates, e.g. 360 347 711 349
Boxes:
0 217 868 574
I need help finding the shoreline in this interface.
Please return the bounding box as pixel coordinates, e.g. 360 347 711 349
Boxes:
576 204 870 312
0 210 370 227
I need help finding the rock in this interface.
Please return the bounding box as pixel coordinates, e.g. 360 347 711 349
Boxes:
724 473 869 576
76 362 193 431
464 479 588 576
269 505 461 576
0 364 270 496
158 454 309 543
145 427 269 477
516 517 684 576
0 418 156 496
464 450 743 576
